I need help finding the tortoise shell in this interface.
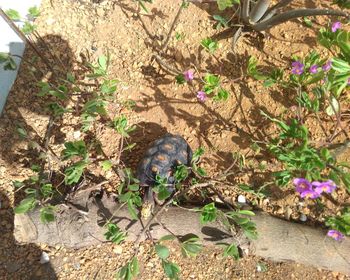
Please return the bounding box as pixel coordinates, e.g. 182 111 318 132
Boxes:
137 134 193 187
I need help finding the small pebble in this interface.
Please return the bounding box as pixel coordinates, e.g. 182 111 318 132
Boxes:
73 130 81 139
237 195 246 204
300 214 307 222
40 252 50 264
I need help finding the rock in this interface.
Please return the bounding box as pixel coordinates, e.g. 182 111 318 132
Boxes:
300 214 307 222
40 252 50 264
237 195 246 204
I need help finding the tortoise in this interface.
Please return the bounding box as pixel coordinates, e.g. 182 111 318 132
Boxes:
136 133 193 217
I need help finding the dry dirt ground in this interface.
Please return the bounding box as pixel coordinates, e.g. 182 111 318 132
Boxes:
1 0 350 279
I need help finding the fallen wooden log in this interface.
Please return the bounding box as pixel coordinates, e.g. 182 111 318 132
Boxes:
14 193 350 275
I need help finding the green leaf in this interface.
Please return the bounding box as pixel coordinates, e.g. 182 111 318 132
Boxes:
64 160 89 185
98 55 108 71
28 6 40 18
200 203 217 224
128 184 139 191
175 74 186 84
303 17 313 27
101 160 113 171
247 56 267 80
13 180 24 188
40 183 54 198
104 223 127 244
156 185 172 201
40 206 55 223
21 22 36 35
127 199 139 220
223 243 240 259
180 235 203 257
213 87 229 101
216 0 239 11
191 147 205 164
174 165 189 182
238 210 255 216
6 9 21 21
162 260 180 280
62 140 87 160
213 15 229 29
201 38 219 53
326 97 340 116
158 235 176 242
155 244 170 260
14 197 37 214
116 257 139 280
332 57 350 73
17 127 27 138
341 173 350 192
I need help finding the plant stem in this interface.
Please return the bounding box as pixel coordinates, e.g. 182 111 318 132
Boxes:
253 8 348 31
241 0 251 24
262 0 294 21
160 1 186 52
0 8 55 73
249 0 271 23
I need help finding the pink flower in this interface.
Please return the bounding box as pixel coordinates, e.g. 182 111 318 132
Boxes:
309 65 318 74
312 180 337 194
322 61 332 72
183 70 194 82
291 61 304 75
327 229 344 241
332 21 341 32
197 91 206 102
300 189 321 199
293 178 320 199
293 178 312 194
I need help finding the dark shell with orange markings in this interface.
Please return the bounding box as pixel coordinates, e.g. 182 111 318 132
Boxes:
137 134 193 187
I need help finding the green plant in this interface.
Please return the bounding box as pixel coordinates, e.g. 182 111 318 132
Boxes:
5 6 40 35
104 223 128 244
201 38 219 53
215 0 347 33
13 167 56 223
118 168 142 220
0 52 17 70
199 74 230 101
326 207 350 236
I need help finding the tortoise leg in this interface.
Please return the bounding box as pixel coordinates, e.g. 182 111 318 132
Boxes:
141 186 155 219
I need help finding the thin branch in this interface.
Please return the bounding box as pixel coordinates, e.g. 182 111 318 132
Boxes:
160 1 186 52
152 54 182 75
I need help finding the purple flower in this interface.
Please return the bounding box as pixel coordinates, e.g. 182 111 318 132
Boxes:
300 189 321 199
197 91 206 102
309 65 318 74
331 21 341 32
348 77 350 85
293 178 312 194
184 70 194 82
294 178 320 199
322 61 332 72
292 61 304 75
327 229 344 241
313 180 337 194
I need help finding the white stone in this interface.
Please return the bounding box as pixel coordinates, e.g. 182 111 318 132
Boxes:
300 214 307 222
73 130 81 139
40 252 50 264
237 195 246 204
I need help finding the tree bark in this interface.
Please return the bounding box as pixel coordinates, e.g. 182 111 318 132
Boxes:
14 194 350 275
